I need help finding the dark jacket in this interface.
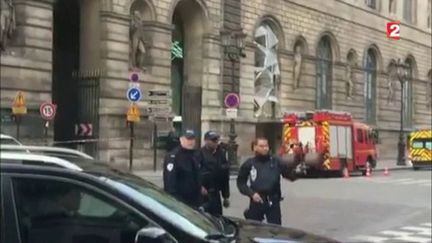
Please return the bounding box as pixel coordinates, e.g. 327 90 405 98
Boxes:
237 155 297 199
195 145 230 198
163 146 201 207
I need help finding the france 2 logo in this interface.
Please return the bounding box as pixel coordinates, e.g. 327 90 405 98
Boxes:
387 21 400 40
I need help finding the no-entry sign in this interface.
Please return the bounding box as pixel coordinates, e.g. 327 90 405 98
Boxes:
39 102 57 121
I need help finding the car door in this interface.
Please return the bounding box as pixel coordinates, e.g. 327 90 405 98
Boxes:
6 172 178 243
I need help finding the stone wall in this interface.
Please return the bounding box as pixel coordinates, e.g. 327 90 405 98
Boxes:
1 0 430 166
236 0 432 159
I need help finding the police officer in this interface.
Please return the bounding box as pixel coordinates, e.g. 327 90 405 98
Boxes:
196 131 230 216
163 128 205 208
237 137 300 225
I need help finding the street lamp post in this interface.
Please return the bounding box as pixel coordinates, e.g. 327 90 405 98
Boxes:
395 58 409 166
220 29 246 171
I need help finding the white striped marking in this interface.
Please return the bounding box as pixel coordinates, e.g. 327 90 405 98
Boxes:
393 235 432 243
421 223 432 227
379 230 411 237
401 226 432 236
399 179 432 185
420 183 432 187
350 235 388 243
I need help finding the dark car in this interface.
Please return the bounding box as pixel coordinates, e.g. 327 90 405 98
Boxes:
0 156 339 243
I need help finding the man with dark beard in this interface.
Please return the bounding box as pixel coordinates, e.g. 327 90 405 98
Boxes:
237 137 300 225
196 131 230 216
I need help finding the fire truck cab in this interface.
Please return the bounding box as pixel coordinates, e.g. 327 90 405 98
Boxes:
280 110 379 176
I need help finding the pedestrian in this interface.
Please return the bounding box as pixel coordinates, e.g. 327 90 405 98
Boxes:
166 126 179 152
163 128 205 208
237 137 301 225
196 130 230 216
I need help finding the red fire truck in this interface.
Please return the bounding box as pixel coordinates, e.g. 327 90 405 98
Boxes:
280 110 379 176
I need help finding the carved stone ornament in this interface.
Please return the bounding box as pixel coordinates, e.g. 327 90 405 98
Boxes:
129 10 147 70
345 63 355 99
0 0 16 53
427 72 432 109
387 64 396 104
293 44 303 90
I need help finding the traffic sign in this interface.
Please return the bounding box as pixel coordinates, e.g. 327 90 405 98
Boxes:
40 102 57 120
127 103 141 122
12 91 27 115
146 90 172 101
226 108 238 119
147 106 172 115
224 93 240 108
129 72 140 82
127 87 142 102
75 123 93 137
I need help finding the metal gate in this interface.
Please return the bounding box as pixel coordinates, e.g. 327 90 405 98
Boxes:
74 71 100 157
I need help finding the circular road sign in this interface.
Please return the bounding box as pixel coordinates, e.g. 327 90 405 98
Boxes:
127 87 142 102
224 93 240 108
40 102 57 120
129 72 140 82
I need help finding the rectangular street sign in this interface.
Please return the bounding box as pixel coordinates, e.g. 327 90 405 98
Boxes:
147 90 172 98
149 99 171 105
147 106 172 115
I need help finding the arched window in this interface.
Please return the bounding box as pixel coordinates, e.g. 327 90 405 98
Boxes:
171 13 184 117
403 58 414 127
316 36 333 109
364 49 377 123
254 23 280 117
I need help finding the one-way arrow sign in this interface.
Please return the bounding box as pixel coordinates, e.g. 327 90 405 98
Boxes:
75 123 93 137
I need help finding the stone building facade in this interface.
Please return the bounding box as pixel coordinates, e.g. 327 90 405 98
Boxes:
0 0 431 168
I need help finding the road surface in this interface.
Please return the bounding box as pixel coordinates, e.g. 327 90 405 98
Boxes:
139 169 431 242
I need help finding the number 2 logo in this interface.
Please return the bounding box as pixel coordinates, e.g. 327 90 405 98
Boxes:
387 21 400 40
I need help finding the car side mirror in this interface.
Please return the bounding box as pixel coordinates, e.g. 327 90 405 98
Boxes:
135 227 172 243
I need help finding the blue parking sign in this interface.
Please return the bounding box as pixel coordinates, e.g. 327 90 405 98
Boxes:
127 87 142 102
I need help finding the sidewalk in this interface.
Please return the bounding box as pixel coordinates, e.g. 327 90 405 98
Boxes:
374 159 412 172
133 160 412 179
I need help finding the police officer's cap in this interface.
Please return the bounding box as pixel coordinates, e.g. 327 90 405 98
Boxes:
182 128 196 139
204 131 220 141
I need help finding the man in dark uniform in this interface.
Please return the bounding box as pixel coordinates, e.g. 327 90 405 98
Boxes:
163 129 204 208
237 137 300 225
196 131 230 216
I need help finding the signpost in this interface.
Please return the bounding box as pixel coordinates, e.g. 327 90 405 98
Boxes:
127 103 141 123
224 92 240 118
146 90 173 118
40 102 57 120
127 87 142 103
40 102 57 144
145 89 173 171
12 92 27 139
126 72 142 171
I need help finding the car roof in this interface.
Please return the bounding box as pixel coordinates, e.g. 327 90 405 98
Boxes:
1 152 83 171
0 152 139 181
0 144 93 159
0 134 22 144
1 134 14 139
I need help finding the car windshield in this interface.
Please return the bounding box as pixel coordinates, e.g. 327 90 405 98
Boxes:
412 139 432 149
91 171 222 239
